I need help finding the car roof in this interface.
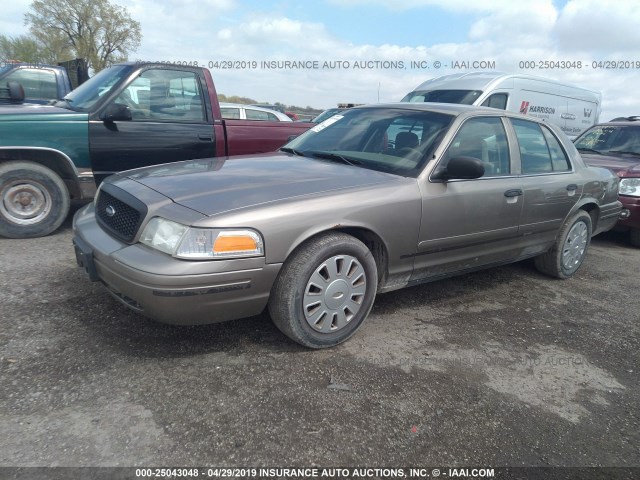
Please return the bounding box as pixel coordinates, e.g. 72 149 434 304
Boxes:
352 102 568 134
600 117 640 126
356 101 533 118
220 102 279 111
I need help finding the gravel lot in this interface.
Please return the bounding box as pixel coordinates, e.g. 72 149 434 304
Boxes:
1 207 639 472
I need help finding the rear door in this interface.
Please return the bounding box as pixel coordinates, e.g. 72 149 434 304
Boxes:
412 115 524 281
508 118 582 243
89 67 215 182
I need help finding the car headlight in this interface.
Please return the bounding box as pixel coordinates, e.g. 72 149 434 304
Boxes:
140 217 264 260
619 178 640 197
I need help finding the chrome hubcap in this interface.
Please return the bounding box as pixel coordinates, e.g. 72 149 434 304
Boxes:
0 181 52 226
562 221 588 271
303 254 367 333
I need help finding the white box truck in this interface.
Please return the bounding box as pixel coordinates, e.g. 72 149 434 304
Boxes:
402 71 601 138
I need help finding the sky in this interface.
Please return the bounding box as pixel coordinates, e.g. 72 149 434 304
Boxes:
3 0 640 120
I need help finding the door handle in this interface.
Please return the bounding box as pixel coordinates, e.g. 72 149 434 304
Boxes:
504 189 523 197
566 184 578 191
198 134 213 142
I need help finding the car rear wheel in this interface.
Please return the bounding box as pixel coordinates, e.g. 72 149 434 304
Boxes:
269 232 378 348
630 228 640 248
534 210 592 279
0 161 70 238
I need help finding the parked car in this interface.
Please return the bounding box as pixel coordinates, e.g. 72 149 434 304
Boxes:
249 103 286 114
73 104 621 348
574 117 640 246
219 103 292 122
402 72 601 138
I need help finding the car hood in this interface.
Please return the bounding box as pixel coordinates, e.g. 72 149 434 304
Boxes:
122 153 400 216
581 153 640 175
0 103 87 121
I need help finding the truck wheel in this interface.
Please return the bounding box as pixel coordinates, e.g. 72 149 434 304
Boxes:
269 232 378 349
534 210 592 279
0 161 70 238
630 229 640 248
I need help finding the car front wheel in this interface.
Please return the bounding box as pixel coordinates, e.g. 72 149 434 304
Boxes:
0 161 70 238
269 232 378 348
630 228 640 248
534 210 592 279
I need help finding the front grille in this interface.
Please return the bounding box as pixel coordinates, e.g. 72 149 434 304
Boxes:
96 189 144 242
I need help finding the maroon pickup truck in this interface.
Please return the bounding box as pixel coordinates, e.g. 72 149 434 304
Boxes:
0 62 313 238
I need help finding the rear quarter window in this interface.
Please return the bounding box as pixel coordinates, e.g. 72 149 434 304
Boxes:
541 126 571 171
512 118 571 174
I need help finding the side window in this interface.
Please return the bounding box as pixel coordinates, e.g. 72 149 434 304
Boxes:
220 107 240 119
512 119 569 174
481 93 508 110
441 117 511 177
245 108 271 121
6 68 58 99
115 76 150 119
541 126 571 171
114 69 204 122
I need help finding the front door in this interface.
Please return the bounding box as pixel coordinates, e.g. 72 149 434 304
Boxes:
89 67 215 183
412 116 524 282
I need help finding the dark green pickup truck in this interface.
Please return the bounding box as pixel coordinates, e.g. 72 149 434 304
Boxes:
0 62 312 238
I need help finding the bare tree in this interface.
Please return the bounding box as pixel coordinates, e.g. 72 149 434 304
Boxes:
25 0 142 72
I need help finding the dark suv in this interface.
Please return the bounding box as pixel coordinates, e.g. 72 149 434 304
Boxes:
575 117 640 246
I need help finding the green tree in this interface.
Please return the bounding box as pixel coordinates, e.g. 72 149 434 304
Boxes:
0 35 41 63
24 0 142 72
0 34 67 64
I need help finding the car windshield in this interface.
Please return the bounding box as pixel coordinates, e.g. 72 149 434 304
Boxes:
61 65 131 111
312 108 346 123
283 107 454 177
575 125 640 157
401 89 483 105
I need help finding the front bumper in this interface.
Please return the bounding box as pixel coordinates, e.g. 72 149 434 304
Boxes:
72 203 282 326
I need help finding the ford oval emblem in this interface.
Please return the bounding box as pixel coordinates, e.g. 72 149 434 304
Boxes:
105 205 116 217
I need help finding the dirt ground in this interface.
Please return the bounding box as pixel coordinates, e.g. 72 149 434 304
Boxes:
1 210 638 475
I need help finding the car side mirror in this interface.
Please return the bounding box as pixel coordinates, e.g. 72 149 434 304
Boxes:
432 156 485 181
7 81 25 103
101 103 132 122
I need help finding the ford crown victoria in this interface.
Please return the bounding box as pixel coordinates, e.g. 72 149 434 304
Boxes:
73 104 622 348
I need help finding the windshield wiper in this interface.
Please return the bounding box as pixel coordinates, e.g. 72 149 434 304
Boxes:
577 147 602 154
309 151 362 166
280 147 305 156
607 150 640 156
54 98 75 111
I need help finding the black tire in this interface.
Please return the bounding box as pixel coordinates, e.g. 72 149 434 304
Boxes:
630 229 640 248
268 232 378 349
534 210 592 279
0 161 70 239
